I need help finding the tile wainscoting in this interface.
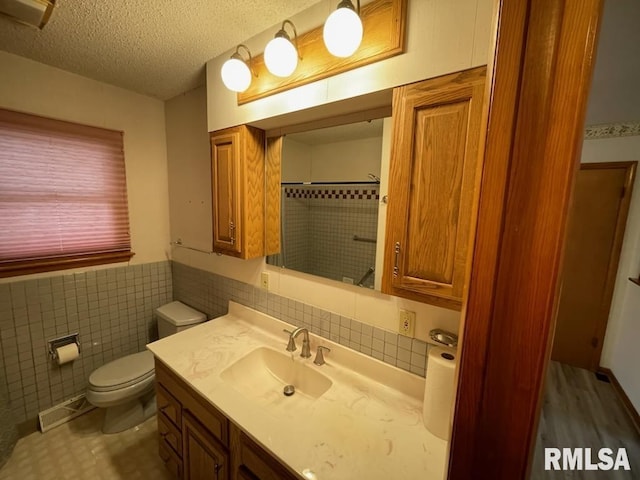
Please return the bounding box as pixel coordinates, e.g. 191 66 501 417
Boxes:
1 259 429 431
172 262 430 377
0 261 172 425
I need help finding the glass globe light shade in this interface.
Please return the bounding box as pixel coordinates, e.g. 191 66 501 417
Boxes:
221 57 251 92
323 6 363 57
264 36 298 77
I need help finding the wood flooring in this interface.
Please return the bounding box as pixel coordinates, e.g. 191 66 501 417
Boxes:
531 361 640 479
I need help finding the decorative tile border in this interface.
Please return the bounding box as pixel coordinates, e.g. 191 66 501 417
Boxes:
585 122 640 140
285 186 379 200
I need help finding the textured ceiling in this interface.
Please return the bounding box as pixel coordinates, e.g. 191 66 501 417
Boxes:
0 0 320 100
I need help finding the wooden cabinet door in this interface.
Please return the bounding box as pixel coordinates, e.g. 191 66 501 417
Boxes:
383 67 486 309
183 412 229 480
211 129 241 255
230 423 298 480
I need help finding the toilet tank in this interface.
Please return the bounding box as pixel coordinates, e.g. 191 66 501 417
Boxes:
156 301 206 339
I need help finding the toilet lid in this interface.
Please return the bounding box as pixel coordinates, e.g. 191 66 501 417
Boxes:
89 350 155 392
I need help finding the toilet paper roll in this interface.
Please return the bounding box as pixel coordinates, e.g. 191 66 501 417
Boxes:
56 343 79 365
423 346 457 440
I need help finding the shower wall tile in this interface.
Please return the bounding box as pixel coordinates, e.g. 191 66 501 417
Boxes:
172 262 429 380
270 185 379 288
0 261 172 425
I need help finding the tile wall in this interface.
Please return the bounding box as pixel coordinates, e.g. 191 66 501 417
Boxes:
172 262 430 377
270 184 379 288
0 261 172 424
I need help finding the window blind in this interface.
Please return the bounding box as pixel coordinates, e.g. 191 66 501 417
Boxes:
0 108 132 276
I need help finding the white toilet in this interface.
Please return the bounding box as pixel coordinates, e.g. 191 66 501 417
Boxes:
86 301 206 433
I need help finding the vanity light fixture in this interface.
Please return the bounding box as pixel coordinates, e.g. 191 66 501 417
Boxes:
323 0 363 58
221 44 255 93
264 20 301 78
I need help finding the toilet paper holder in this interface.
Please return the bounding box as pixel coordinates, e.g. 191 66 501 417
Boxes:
429 329 458 348
48 333 81 362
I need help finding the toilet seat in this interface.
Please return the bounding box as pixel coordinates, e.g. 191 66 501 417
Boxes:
89 351 154 392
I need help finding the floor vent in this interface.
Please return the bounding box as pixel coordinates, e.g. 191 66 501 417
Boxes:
38 394 95 433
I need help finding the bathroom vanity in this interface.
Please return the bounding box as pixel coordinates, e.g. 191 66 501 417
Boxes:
147 302 447 480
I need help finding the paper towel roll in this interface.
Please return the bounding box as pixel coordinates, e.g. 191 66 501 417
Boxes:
423 346 457 440
56 343 79 365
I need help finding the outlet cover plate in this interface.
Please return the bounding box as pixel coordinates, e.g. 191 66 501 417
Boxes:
261 272 269 290
398 309 416 337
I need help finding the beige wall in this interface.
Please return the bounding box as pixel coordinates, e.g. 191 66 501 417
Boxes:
281 138 312 183
165 86 212 253
0 51 170 280
172 0 496 342
282 136 383 183
309 137 383 182
168 95 459 340
206 0 494 131
583 135 640 411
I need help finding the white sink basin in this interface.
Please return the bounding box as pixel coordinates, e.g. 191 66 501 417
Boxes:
220 347 332 403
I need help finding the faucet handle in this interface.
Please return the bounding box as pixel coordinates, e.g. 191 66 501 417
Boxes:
283 329 297 352
314 346 331 366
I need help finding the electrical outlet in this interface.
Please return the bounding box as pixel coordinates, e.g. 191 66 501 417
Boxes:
261 272 270 290
398 309 416 336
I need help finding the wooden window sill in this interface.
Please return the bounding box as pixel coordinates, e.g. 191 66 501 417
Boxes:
0 251 135 278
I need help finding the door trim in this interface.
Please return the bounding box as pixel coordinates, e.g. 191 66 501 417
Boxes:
585 161 637 370
448 0 603 478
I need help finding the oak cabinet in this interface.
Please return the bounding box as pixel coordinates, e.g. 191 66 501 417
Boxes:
155 359 297 480
183 412 229 480
230 424 298 480
210 125 266 259
383 67 487 310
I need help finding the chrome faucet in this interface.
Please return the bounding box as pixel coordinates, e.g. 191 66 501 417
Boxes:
314 346 331 366
283 327 311 358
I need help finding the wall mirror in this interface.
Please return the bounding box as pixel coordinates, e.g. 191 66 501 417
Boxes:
267 115 391 290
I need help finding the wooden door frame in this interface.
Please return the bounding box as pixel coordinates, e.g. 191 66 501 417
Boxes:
580 161 637 370
448 0 603 479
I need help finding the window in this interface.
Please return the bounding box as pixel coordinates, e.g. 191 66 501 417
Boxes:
0 108 133 277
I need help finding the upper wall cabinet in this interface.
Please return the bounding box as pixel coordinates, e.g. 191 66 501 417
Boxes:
382 67 486 310
210 125 267 259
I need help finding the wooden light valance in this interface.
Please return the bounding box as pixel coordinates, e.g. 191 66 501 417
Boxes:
237 0 407 105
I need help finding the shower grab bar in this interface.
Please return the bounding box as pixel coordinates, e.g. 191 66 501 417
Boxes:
357 267 375 287
353 235 377 244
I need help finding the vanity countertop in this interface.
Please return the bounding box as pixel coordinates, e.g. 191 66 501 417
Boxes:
147 301 447 480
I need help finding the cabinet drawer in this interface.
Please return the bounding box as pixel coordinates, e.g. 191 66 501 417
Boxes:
237 466 258 480
158 412 182 457
238 431 298 480
156 359 229 447
157 383 182 429
183 397 228 448
159 439 183 479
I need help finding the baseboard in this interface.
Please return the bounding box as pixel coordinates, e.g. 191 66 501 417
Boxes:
597 367 640 434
